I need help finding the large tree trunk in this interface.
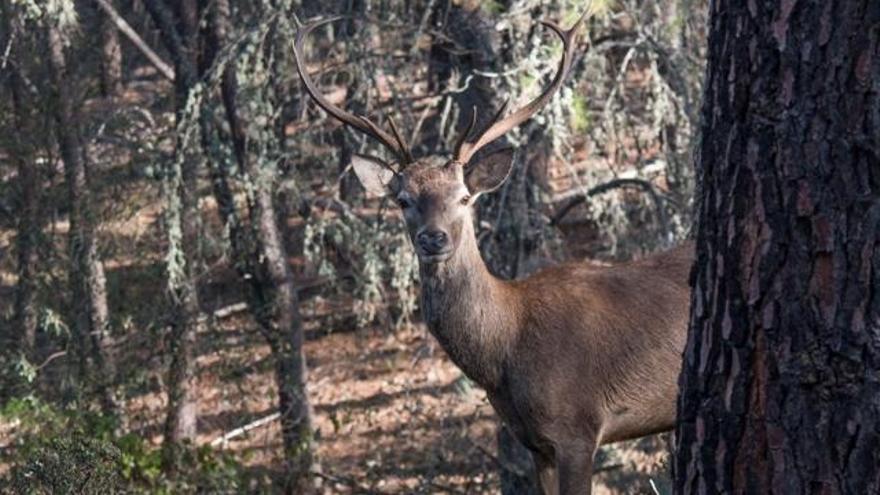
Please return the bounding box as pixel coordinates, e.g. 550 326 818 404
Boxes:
45 18 118 416
143 0 205 455
673 1 880 493
208 3 315 491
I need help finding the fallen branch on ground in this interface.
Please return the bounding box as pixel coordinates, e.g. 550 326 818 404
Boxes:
210 412 280 447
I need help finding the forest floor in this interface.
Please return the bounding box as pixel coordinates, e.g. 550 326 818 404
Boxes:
122 308 671 494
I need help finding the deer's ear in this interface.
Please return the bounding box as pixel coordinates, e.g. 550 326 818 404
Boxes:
465 148 515 196
351 154 398 196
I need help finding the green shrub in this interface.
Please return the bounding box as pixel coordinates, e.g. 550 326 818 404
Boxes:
10 436 122 494
1 397 247 494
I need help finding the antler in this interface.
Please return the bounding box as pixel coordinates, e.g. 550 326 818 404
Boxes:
293 17 414 165
453 12 589 166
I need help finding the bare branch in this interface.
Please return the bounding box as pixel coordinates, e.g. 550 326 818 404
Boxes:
93 0 175 81
210 412 281 447
550 178 667 227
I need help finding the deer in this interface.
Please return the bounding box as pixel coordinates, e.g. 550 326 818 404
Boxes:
294 13 693 495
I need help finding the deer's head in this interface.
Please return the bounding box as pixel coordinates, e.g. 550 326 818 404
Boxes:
293 14 586 263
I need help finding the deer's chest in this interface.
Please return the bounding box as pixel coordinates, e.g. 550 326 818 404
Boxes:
425 318 503 388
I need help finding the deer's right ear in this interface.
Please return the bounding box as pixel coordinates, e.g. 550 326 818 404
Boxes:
351 154 398 196
465 148 515 197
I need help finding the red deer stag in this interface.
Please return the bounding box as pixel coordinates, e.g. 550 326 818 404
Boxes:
294 14 692 495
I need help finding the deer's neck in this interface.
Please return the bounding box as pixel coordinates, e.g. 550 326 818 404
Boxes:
418 223 518 391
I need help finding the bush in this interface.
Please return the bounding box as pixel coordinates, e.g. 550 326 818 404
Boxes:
10 436 122 494
1 397 246 494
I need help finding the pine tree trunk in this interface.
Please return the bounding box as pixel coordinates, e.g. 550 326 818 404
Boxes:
46 18 118 416
12 108 40 362
673 1 880 493
162 142 203 447
12 167 40 360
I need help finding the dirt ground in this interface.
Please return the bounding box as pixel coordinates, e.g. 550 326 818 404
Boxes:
121 308 671 494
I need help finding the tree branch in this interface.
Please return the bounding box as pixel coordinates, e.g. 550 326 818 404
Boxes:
93 0 175 81
210 412 281 447
550 178 667 227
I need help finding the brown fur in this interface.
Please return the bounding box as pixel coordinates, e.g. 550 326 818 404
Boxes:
364 159 692 494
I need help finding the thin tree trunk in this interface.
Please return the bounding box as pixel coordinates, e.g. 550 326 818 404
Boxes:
3 6 39 361
11 96 40 361
161 161 203 447
98 0 123 96
162 115 203 448
207 3 315 490
143 0 205 456
45 20 118 416
254 182 314 494
673 1 880 493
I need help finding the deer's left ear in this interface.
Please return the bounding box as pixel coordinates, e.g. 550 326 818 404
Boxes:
351 154 399 196
464 148 515 196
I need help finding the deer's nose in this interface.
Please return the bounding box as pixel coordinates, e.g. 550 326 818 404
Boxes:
417 230 449 254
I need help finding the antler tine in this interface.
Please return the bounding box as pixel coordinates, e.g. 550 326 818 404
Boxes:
386 115 414 164
293 17 412 164
455 100 508 169
453 11 590 166
453 106 479 159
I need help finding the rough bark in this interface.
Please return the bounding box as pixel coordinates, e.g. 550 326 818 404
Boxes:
45 18 118 416
208 2 315 491
144 0 205 454
162 271 202 448
674 1 880 493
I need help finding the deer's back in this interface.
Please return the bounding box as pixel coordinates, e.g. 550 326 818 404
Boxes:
502 242 693 447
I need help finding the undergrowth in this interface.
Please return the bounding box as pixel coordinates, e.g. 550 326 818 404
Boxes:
1 397 251 494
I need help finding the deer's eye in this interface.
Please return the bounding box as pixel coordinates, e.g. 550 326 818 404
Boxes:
397 197 414 209
460 195 471 206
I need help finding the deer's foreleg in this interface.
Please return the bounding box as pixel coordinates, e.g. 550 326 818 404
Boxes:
534 452 559 495
556 436 597 495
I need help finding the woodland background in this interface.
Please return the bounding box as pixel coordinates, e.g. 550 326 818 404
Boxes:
0 0 706 493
